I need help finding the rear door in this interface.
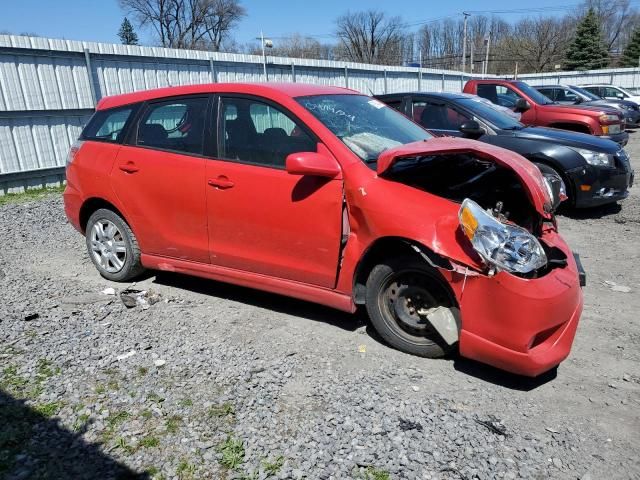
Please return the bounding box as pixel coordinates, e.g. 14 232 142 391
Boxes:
110 95 211 263
205 95 344 287
411 99 470 137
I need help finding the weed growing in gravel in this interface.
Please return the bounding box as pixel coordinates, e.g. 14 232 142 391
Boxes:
0 186 64 206
138 366 149 377
218 435 245 470
165 415 182 433
107 380 120 391
36 359 60 380
34 401 64 418
141 409 153 420
139 436 160 448
179 398 193 407
73 413 90 432
107 410 130 428
208 402 235 418
147 392 165 403
176 459 197 479
115 437 135 455
262 455 285 475
1 365 28 395
146 466 165 480
95 384 106 394
355 466 391 480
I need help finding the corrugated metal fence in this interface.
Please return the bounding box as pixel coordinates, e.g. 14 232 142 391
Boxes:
0 34 475 193
3 33 640 194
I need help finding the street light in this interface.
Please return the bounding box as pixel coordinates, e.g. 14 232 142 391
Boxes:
256 31 273 81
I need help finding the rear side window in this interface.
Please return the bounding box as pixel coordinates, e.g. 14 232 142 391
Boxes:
82 107 134 143
136 97 208 155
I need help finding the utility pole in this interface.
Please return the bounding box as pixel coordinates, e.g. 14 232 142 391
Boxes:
418 49 423 91
484 31 491 76
256 31 273 81
470 41 474 74
461 12 470 73
514 62 518 79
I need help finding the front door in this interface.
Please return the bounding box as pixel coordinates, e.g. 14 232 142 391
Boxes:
205 95 344 288
111 95 211 263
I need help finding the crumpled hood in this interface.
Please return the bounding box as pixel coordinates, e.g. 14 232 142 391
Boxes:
377 137 553 218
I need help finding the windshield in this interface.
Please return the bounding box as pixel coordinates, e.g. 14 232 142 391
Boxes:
296 94 432 163
458 97 524 130
570 85 600 101
514 81 554 105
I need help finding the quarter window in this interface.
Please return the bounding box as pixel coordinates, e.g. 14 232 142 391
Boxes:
219 97 316 168
82 107 134 143
136 98 207 155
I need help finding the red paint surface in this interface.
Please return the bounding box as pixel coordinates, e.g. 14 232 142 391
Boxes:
65 83 584 376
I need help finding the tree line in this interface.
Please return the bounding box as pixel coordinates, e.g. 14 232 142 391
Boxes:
73 0 640 74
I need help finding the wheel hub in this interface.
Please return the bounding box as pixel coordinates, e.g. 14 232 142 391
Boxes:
89 219 127 274
388 283 435 332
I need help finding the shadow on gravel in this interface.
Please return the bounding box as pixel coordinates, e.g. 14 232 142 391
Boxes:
453 358 557 391
0 389 148 480
153 271 366 332
560 202 622 220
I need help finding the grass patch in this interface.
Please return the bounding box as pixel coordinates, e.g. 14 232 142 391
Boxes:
357 467 391 480
73 413 90 432
34 401 64 418
262 455 285 475
147 392 164 404
106 410 130 429
0 186 64 206
95 384 106 394
115 437 135 455
208 402 234 418
139 435 160 448
176 459 196 479
179 398 193 407
138 366 149 377
165 415 182 434
36 359 60 380
1 365 28 395
107 379 119 391
218 435 245 470
141 409 153 420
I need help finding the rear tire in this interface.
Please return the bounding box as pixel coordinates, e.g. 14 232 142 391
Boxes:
85 208 145 282
365 256 458 358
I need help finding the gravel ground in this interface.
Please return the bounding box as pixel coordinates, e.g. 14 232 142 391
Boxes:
1 136 640 480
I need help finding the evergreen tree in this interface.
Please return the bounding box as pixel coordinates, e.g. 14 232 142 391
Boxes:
118 17 138 45
621 27 640 67
564 8 608 70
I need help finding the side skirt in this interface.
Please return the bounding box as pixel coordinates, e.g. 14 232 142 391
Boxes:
141 254 357 313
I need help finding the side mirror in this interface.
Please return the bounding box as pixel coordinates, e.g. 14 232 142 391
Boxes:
514 98 531 113
285 152 341 178
617 93 625 99
573 97 583 104
459 120 485 139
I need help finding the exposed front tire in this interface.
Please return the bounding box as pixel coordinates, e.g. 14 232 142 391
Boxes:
365 256 458 358
85 208 145 282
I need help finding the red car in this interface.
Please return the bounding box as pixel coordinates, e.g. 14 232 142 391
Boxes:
464 79 629 146
64 83 584 377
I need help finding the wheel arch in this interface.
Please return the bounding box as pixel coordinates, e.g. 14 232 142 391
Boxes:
526 155 576 203
352 236 455 306
79 197 129 233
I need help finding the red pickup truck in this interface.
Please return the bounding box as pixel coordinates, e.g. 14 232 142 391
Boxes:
463 79 628 146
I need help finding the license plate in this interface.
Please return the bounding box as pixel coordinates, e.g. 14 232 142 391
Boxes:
609 124 621 134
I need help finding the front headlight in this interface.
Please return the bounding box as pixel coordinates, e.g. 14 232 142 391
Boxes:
574 148 615 167
458 199 547 274
621 104 633 110
599 114 620 123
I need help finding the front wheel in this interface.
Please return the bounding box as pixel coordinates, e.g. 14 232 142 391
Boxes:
85 208 145 281
365 256 458 358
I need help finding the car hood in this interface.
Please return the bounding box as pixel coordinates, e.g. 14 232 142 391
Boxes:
544 103 620 116
504 126 620 153
377 138 553 218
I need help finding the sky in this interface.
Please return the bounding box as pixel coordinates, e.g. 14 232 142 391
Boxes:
0 0 580 47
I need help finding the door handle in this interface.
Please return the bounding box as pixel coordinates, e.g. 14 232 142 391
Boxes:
119 162 139 173
208 176 234 189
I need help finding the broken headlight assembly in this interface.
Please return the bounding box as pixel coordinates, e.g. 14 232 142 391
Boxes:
458 198 547 274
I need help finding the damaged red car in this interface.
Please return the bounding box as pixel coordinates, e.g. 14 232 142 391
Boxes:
64 83 585 376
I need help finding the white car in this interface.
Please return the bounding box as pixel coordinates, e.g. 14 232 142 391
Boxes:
581 84 640 105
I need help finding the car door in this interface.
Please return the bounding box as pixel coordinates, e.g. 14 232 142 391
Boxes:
603 86 625 100
205 95 344 288
110 95 211 263
411 99 470 137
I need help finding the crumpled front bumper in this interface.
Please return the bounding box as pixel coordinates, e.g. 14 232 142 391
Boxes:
453 231 584 377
